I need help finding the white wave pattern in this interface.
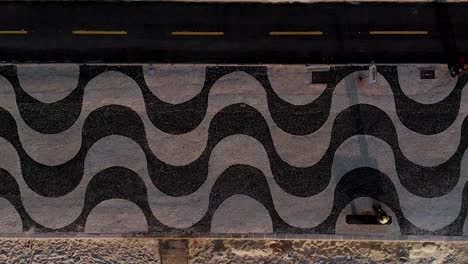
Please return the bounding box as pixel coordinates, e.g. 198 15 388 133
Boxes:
396 64 458 104
266 65 328 105
85 199 148 234
0 135 466 231
211 194 273 233
0 198 23 233
143 64 206 104
1 66 467 168
17 64 80 103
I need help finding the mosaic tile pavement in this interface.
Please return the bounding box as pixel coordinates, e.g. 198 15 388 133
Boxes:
0 64 467 237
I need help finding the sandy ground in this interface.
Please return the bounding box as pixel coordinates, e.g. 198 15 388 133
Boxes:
190 239 468 264
0 239 160 264
0 238 466 263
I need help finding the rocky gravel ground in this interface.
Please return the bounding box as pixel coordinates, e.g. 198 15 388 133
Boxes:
0 239 159 264
190 239 468 264
0 238 466 263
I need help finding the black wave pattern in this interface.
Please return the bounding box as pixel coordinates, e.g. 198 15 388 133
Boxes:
308 167 468 236
193 165 468 235
58 167 172 233
1 103 468 198
378 66 468 135
0 168 44 232
1 65 467 136
97 165 467 235
2 166 467 235
0 167 172 233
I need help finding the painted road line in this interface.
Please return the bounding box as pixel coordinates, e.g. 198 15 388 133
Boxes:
72 30 128 35
369 31 428 35
171 31 224 36
269 31 323 36
0 30 28 35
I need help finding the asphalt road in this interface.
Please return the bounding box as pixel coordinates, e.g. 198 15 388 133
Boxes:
0 2 467 63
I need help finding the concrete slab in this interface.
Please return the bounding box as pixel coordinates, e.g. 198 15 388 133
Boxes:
0 63 466 239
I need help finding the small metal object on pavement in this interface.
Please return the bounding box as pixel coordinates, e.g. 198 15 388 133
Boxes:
420 69 435 79
369 64 377 84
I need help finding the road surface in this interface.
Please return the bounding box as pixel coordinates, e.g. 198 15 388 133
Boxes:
0 2 467 63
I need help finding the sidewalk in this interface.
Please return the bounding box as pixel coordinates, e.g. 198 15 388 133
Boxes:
0 63 466 240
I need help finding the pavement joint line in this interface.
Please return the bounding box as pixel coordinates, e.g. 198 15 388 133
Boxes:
269 31 324 36
72 30 128 35
369 30 428 35
171 31 224 36
0 233 466 242
0 30 28 34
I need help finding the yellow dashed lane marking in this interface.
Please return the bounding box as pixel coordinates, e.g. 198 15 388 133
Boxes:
0 30 28 34
72 30 128 35
269 31 323 36
369 31 428 35
171 31 224 36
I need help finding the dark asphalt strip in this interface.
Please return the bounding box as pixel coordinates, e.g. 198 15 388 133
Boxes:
0 2 466 63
